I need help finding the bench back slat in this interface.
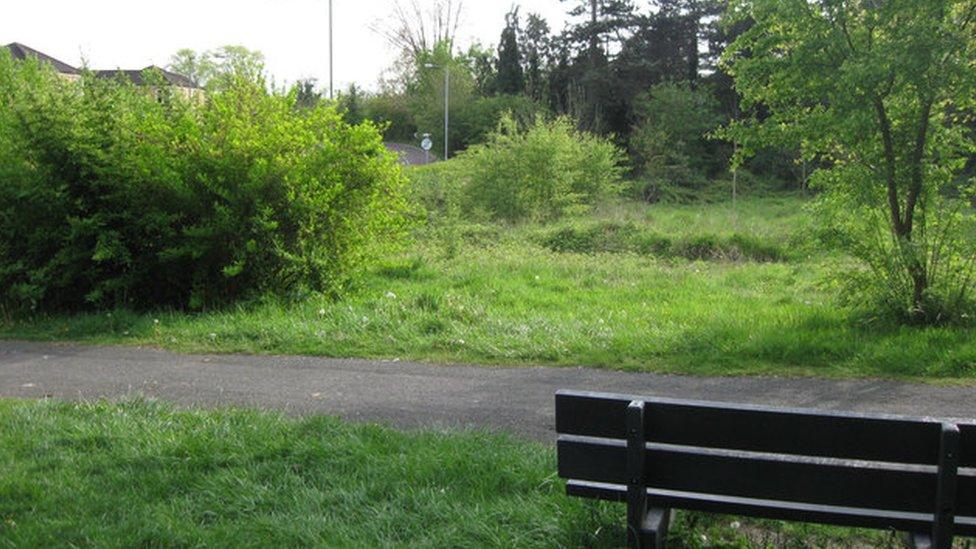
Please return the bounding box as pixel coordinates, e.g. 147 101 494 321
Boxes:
960 423 976 468
557 435 971 514
557 390 944 464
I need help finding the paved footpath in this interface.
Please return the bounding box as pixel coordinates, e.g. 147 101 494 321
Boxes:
1 340 974 442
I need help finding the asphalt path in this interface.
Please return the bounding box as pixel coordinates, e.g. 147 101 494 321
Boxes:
1 340 974 441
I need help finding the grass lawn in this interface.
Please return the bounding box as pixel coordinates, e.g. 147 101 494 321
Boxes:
0 399 901 547
3 194 975 381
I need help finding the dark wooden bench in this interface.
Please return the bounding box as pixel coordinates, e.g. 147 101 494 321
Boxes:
555 390 976 549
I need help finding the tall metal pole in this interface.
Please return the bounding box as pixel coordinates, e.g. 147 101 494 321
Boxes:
444 66 450 160
329 0 334 100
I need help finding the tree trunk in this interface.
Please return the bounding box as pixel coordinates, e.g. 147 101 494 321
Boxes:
875 97 930 318
910 259 929 320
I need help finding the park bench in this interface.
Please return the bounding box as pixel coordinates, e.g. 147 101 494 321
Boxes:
555 389 976 549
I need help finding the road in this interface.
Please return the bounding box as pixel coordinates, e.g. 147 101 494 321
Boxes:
1 340 974 441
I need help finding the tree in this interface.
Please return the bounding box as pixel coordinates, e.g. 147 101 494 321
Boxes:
724 0 976 323
496 8 525 95
521 13 552 102
373 0 464 58
547 38 573 115
167 45 265 89
561 0 636 54
631 82 722 197
207 45 265 86
467 43 498 97
337 83 366 124
408 42 476 155
167 48 213 87
612 10 698 127
558 0 636 132
293 78 321 110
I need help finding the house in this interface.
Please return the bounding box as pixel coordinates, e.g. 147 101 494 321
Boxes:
95 66 203 101
3 42 201 99
4 42 81 81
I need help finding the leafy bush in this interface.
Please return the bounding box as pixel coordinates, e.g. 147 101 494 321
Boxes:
457 115 625 222
0 52 408 311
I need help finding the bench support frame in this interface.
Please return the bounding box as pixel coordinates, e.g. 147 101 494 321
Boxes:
931 423 959 549
627 400 671 549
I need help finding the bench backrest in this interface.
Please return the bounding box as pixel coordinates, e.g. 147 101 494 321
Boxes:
556 390 976 536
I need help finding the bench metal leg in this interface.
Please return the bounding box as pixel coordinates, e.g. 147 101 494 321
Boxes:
636 507 672 549
626 400 671 548
907 532 932 549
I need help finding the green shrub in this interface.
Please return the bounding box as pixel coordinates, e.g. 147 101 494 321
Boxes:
0 52 408 311
457 115 625 222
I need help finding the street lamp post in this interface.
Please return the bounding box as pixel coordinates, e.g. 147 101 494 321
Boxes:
329 0 334 100
425 63 450 160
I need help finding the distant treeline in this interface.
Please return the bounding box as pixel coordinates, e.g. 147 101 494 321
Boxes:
306 1 809 197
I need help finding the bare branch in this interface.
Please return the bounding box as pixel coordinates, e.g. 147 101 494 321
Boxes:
371 0 465 58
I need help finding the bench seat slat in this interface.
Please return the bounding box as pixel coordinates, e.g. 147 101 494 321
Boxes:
556 390 944 465
565 480 976 537
557 435 971 514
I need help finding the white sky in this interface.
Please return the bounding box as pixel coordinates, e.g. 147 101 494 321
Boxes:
2 1 571 91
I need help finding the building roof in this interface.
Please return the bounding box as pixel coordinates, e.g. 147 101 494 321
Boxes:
94 66 198 88
4 43 197 88
4 42 80 75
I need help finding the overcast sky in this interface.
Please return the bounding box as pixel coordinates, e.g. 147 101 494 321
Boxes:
2 1 571 91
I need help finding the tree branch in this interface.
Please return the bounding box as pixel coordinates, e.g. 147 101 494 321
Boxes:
903 97 934 236
873 96 904 237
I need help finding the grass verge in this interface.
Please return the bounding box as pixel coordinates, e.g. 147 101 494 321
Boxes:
2 196 975 382
0 399 902 547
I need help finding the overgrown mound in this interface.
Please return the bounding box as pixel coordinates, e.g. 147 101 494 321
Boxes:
540 221 787 262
